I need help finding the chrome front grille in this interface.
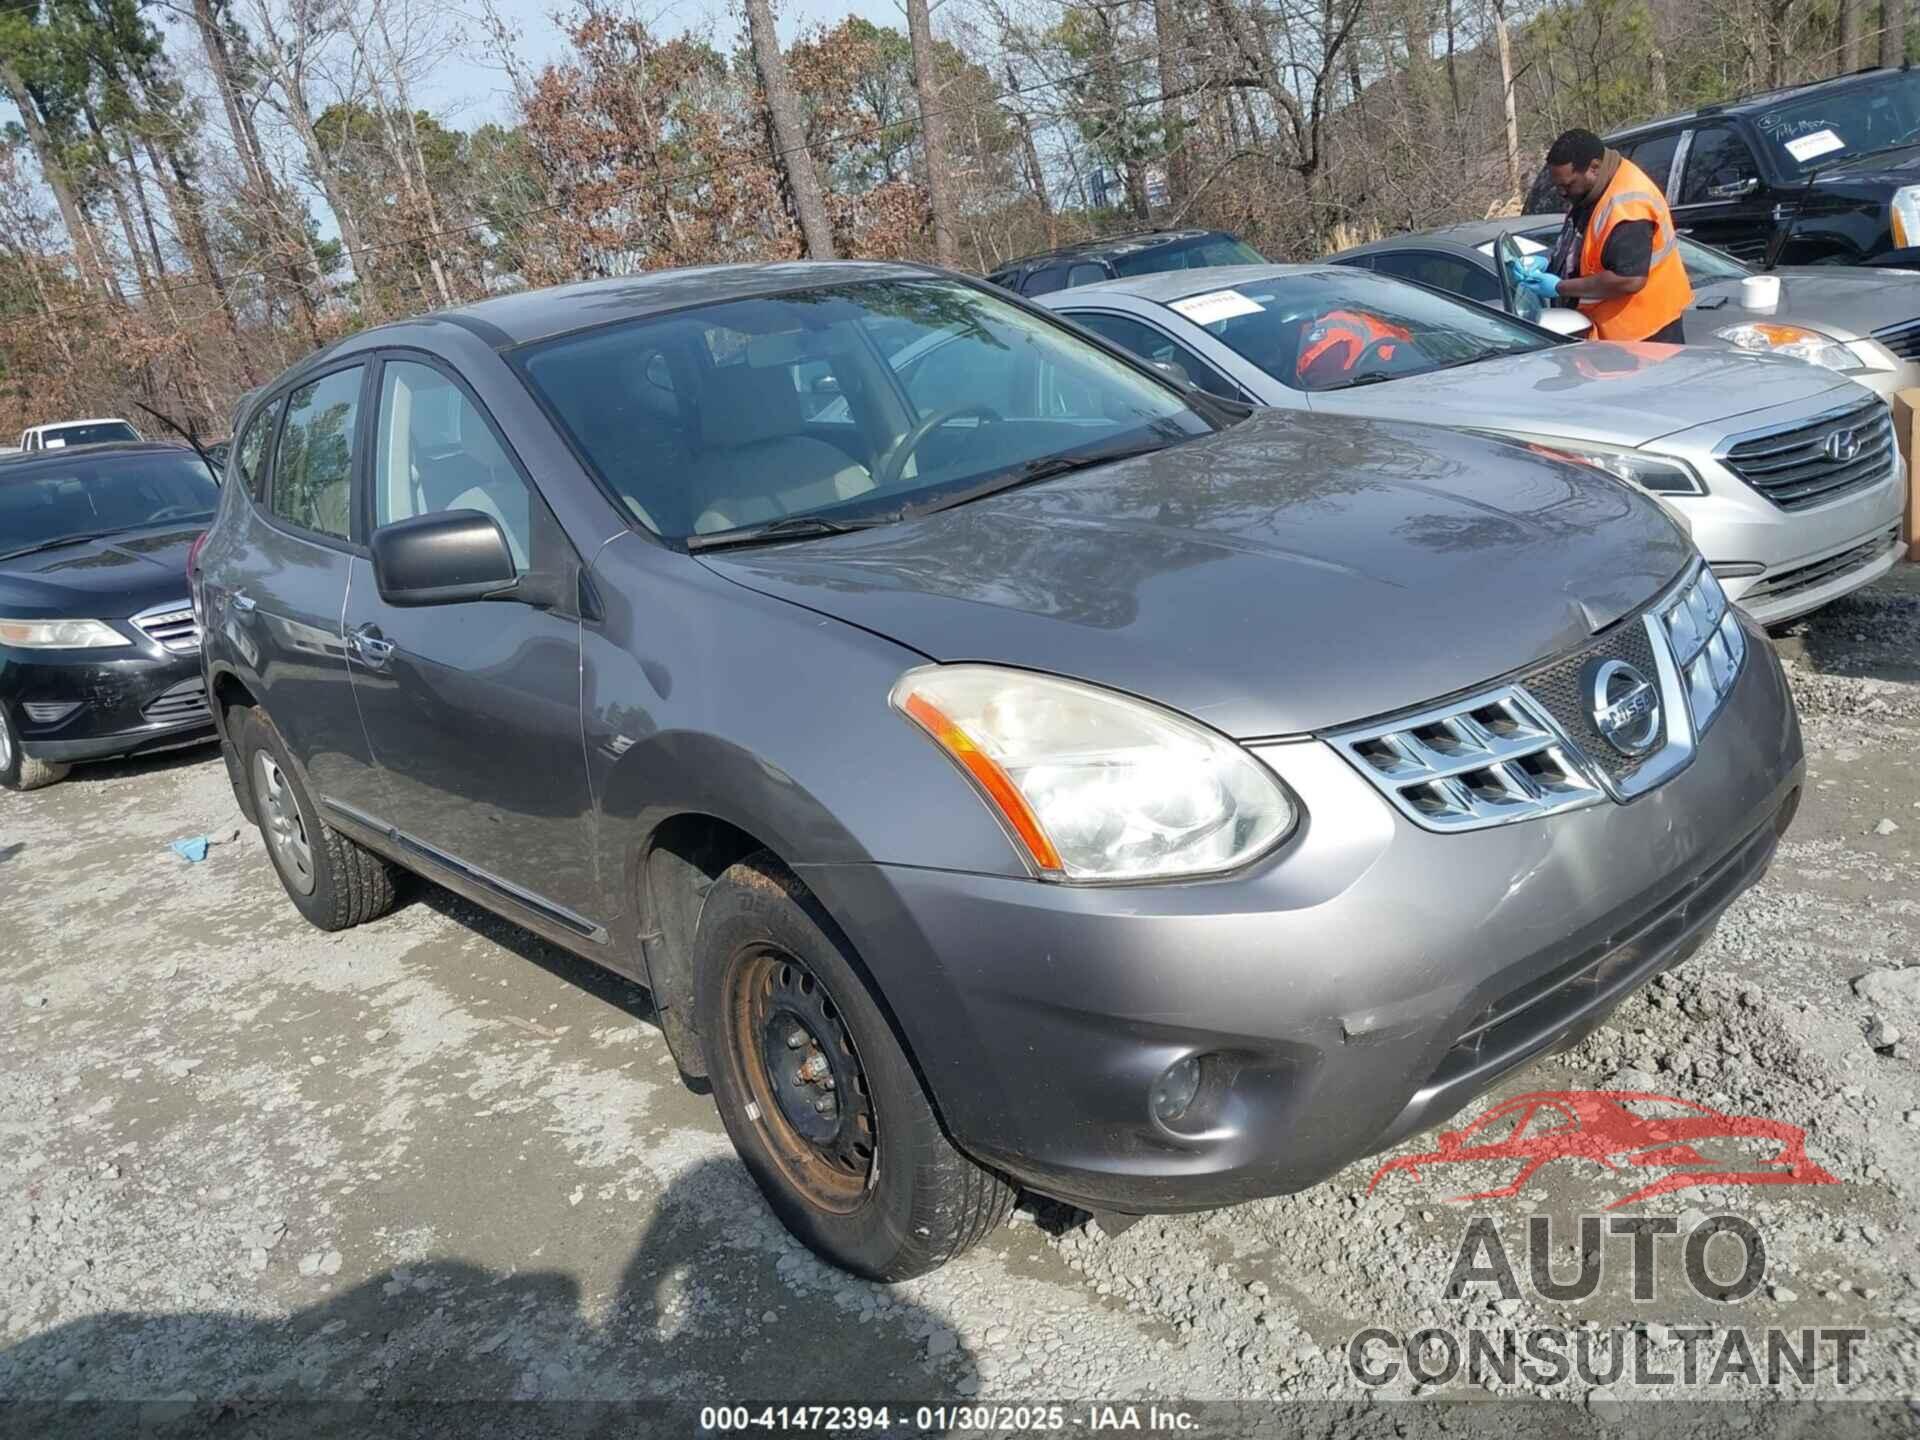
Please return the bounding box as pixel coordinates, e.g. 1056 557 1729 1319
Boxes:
1740 524 1903 604
133 601 200 654
1719 399 1895 511
1871 316 1920 361
142 677 209 724
1333 563 1732 833
1332 688 1605 832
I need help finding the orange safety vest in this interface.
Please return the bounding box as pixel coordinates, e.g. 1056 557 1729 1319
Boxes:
1575 156 1693 341
1296 310 1413 383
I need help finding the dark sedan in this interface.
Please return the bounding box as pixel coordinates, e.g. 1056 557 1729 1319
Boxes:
0 443 220 789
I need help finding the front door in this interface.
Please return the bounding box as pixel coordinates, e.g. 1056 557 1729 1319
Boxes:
342 355 599 934
1672 125 1773 262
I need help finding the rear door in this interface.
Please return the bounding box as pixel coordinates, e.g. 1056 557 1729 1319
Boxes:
212 363 385 817
1672 124 1773 261
342 353 600 934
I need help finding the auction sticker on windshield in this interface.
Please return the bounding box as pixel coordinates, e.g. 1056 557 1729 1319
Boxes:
1784 128 1846 163
1170 289 1264 325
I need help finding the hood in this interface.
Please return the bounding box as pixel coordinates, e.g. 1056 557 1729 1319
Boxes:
1691 265 1920 342
1307 342 1858 447
0 525 201 620
699 410 1693 738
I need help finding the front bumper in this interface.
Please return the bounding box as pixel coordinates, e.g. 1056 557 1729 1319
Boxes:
799 615 1802 1212
2 646 214 764
1650 414 1907 627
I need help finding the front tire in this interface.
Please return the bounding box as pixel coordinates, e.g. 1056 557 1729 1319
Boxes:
0 704 69 792
695 854 1014 1280
235 708 395 931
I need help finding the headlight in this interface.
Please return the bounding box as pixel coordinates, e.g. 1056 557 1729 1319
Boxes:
1492 435 1706 495
1891 185 1920 248
891 664 1297 881
0 617 131 649
1660 566 1746 735
1715 322 1858 372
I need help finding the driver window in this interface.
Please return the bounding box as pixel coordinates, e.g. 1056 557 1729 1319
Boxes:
374 360 534 572
1679 128 1759 204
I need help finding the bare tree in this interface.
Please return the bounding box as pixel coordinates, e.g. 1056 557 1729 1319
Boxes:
743 0 836 258
907 0 960 265
1884 0 1907 67
1491 0 1521 204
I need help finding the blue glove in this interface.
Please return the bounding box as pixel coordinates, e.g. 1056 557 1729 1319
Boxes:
1508 258 1561 300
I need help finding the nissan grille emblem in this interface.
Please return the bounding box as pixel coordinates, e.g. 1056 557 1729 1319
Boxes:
1823 427 1861 465
1586 659 1662 758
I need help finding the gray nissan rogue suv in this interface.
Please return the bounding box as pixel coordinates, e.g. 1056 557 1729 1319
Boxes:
194 262 1804 1280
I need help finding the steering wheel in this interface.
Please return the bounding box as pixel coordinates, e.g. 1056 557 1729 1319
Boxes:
1352 335 1405 373
877 404 1003 490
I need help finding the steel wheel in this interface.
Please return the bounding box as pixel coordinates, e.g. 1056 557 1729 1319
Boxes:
728 945 877 1214
253 749 316 896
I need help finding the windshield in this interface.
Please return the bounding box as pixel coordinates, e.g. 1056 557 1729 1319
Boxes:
1110 234 1265 277
1176 269 1552 392
1756 74 1920 175
40 421 140 448
0 451 219 553
517 278 1211 540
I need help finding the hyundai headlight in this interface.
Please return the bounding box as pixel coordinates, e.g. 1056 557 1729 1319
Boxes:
1891 185 1920 248
0 617 131 649
891 664 1297 881
1715 322 1858 372
1492 435 1706 496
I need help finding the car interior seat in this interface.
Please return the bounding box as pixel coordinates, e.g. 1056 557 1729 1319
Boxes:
689 365 874 534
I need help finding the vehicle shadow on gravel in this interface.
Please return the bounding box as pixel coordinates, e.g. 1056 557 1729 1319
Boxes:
58 739 222 788
0 1159 972 1434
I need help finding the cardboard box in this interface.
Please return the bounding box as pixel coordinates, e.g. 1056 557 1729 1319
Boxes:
1893 388 1920 561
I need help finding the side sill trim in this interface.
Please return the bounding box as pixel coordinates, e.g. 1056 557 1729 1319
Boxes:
319 796 609 944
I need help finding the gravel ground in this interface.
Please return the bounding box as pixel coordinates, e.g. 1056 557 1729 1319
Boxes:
1 569 1918 1436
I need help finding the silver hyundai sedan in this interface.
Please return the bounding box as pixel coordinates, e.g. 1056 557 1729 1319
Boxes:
1041 265 1909 627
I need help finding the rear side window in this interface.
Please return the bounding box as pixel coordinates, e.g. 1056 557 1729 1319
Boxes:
232 399 282 500
1021 266 1071 296
271 367 363 540
1065 262 1110 288
1625 132 1681 193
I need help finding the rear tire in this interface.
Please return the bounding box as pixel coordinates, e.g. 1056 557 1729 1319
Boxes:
695 853 1014 1280
0 705 69 792
235 708 395 931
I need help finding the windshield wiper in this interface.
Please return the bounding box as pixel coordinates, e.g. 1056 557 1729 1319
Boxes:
0 530 123 563
906 436 1179 517
1319 372 1397 390
685 512 893 552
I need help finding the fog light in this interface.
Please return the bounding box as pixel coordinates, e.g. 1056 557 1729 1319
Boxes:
1150 1055 1203 1125
22 701 82 725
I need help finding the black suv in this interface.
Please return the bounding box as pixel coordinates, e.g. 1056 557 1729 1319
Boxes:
1526 66 1920 266
986 229 1265 296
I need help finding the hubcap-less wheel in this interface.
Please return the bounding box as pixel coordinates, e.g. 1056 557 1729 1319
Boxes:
731 947 876 1214
254 750 316 896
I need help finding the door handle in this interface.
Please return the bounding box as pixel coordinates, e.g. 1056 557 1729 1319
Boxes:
229 589 256 614
347 623 395 667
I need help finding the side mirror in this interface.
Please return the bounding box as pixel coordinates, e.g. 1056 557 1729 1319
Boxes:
1536 308 1595 339
1708 176 1759 200
371 509 518 607
1152 357 1195 388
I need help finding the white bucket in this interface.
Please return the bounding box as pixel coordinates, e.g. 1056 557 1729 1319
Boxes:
1741 274 1781 310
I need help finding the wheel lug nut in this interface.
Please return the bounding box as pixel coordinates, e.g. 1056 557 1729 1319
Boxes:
786 1028 808 1049
814 1097 836 1114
